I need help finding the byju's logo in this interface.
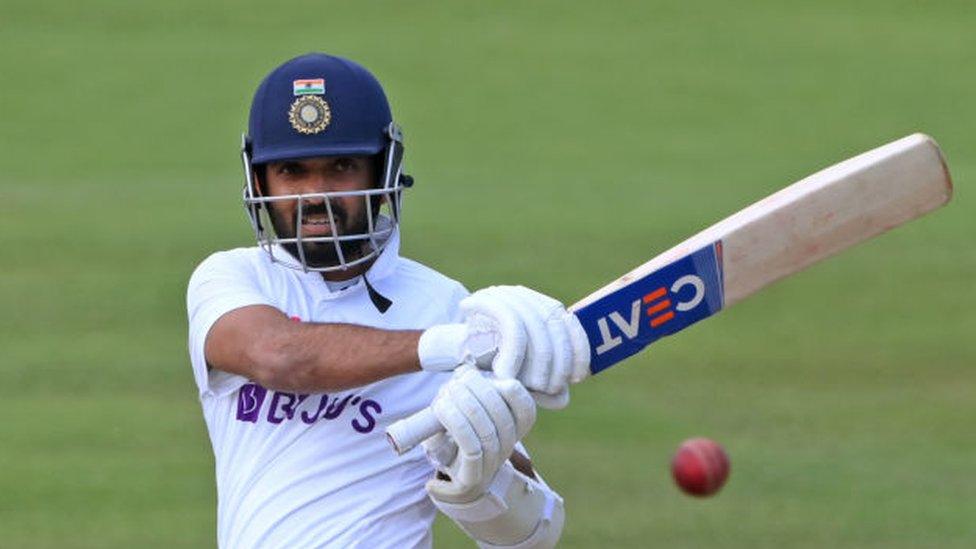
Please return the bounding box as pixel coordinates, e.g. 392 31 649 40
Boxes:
237 384 268 422
235 383 383 434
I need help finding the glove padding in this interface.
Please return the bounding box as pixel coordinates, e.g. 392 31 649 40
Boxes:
461 285 591 409
417 321 498 372
424 365 536 505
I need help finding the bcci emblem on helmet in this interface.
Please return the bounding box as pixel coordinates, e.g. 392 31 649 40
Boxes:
289 95 332 134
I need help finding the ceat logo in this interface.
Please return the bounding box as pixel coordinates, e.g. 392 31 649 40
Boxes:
593 274 705 355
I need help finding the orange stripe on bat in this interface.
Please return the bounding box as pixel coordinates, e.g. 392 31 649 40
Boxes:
643 287 667 303
645 299 671 315
650 311 674 327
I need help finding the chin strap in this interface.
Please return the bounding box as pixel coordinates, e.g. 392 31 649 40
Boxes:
363 275 392 313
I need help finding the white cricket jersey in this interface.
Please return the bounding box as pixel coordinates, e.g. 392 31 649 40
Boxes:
186 230 468 548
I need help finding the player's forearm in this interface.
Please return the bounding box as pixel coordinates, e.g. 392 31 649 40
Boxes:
258 322 422 392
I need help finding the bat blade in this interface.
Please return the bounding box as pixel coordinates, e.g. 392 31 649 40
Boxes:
574 132 952 374
386 133 952 454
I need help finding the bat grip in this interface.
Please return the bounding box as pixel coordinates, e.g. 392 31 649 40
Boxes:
386 407 442 455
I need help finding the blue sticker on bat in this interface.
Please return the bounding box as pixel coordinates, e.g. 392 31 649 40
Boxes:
575 242 725 375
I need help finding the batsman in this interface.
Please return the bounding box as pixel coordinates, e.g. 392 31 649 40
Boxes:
187 53 591 548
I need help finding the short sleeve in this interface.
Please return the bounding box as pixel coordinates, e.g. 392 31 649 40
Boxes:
186 251 276 398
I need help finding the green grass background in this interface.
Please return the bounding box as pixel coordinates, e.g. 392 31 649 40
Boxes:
1 1 973 547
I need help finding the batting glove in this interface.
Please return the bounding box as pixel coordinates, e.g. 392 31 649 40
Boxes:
460 285 590 409
423 365 536 504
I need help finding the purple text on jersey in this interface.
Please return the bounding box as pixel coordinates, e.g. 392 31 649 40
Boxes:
236 383 382 434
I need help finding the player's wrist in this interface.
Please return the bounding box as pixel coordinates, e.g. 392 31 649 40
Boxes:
417 324 466 371
418 323 497 372
428 457 516 515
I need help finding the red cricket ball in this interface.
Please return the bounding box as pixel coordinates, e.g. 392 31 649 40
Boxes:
671 437 730 497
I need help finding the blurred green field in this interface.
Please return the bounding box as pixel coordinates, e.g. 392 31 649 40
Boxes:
1 1 973 547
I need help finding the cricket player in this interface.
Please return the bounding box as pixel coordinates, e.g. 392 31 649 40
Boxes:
186 53 590 548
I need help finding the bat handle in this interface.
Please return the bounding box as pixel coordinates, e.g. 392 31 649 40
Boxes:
386 407 442 455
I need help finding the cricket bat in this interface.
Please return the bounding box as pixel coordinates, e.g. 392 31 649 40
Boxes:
387 133 953 455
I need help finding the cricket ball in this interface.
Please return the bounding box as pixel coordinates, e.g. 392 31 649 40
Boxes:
671 437 730 497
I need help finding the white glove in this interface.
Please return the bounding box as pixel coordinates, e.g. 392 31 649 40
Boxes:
461 285 590 409
423 365 536 504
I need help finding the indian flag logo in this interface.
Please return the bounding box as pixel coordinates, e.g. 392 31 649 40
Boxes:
293 78 325 96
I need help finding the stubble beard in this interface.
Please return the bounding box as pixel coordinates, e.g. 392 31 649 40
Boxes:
268 202 370 269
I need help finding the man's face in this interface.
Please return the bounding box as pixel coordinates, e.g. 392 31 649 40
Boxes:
259 156 377 269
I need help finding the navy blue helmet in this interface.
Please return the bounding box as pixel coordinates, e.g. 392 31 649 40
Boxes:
247 53 394 163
